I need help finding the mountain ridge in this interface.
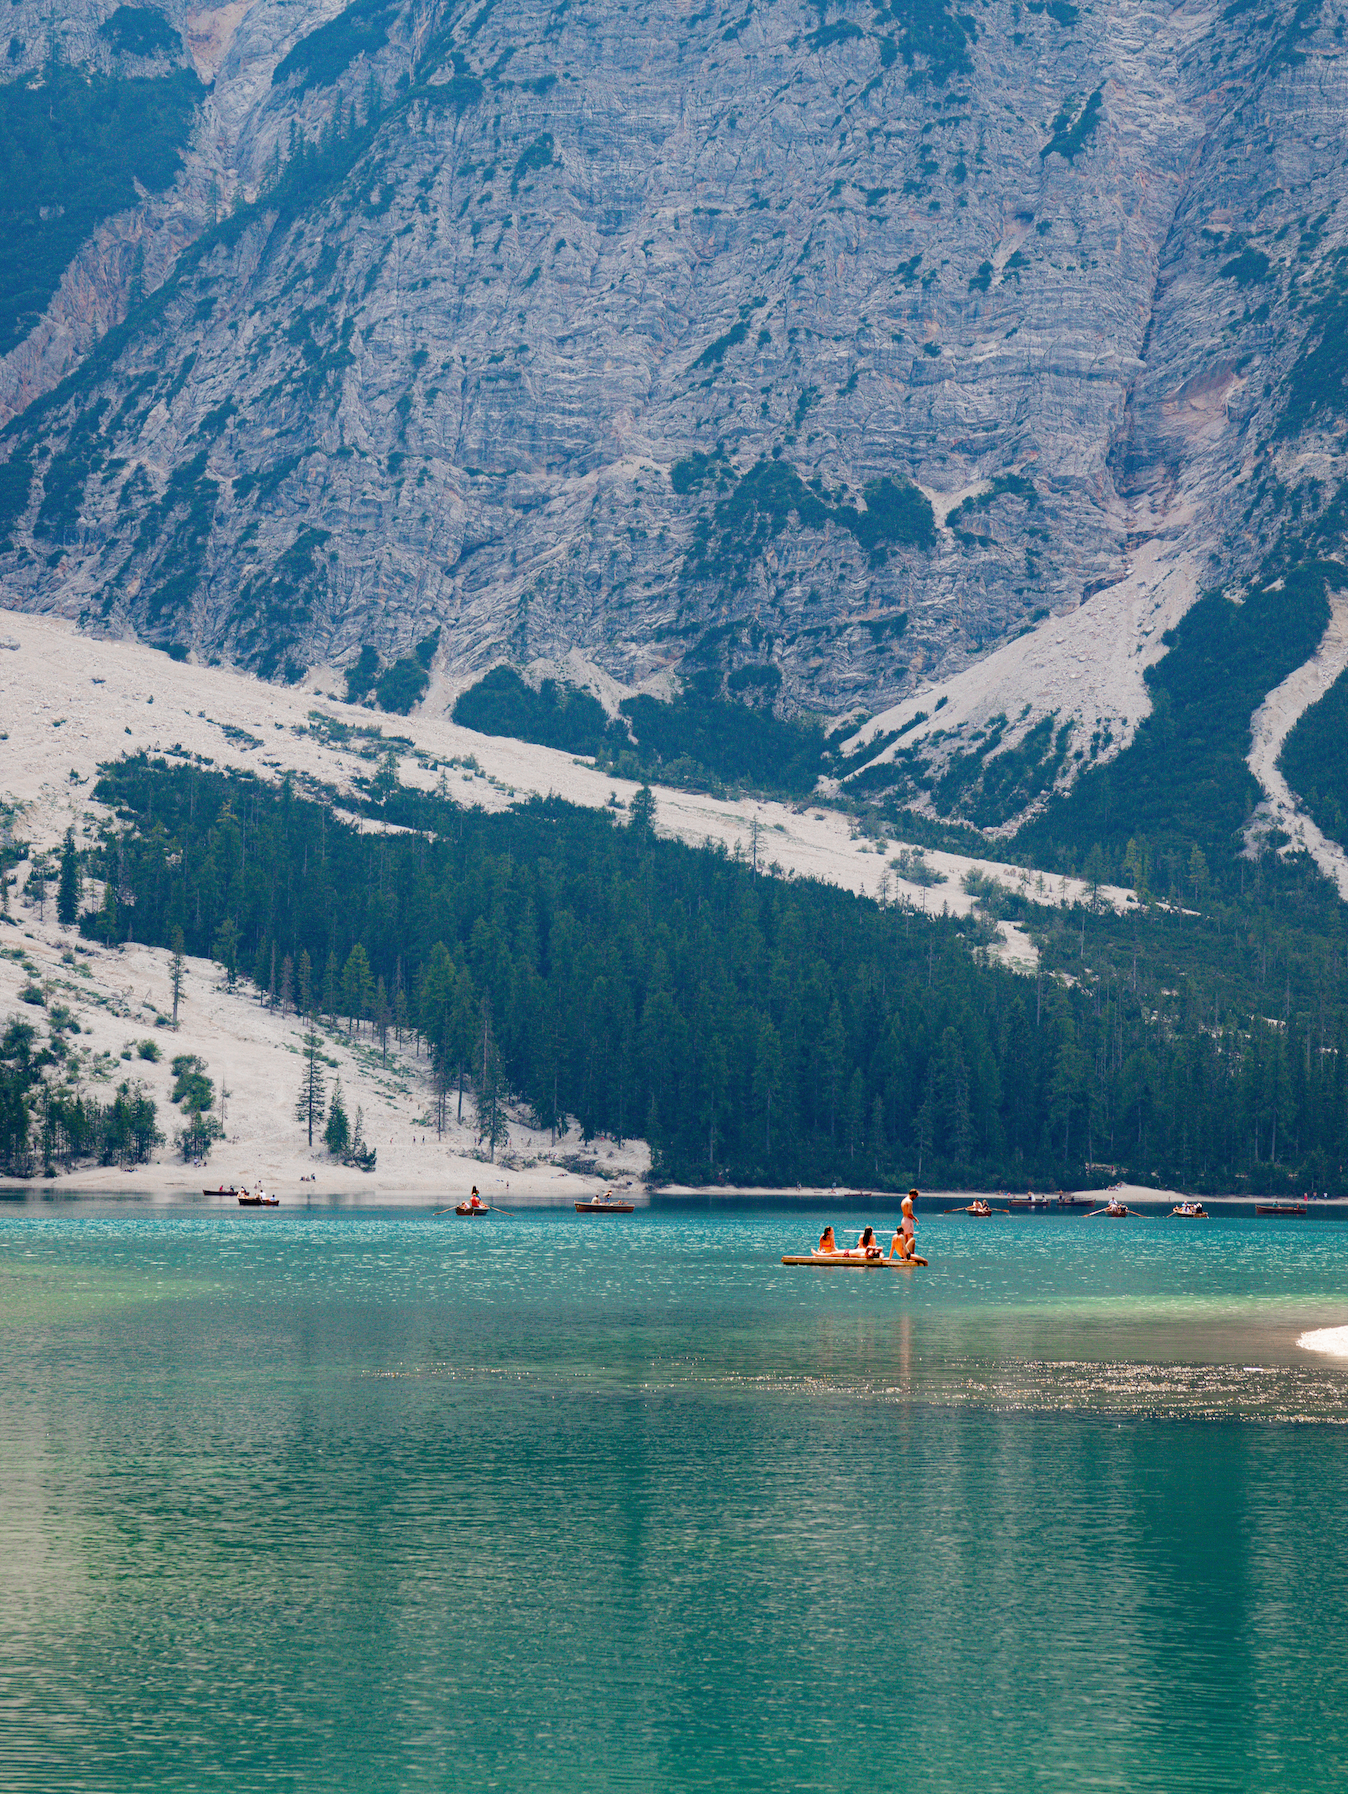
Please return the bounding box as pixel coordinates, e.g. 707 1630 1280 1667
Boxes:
1 0 1347 845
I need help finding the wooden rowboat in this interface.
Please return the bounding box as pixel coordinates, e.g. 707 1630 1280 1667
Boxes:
575 1199 635 1214
455 1203 488 1216
781 1255 927 1268
205 1186 241 1197
238 1193 279 1207
1256 1202 1307 1217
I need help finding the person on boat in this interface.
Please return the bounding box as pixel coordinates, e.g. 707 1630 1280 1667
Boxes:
816 1225 839 1255
970 1199 991 1217
469 1186 483 1209
891 1189 919 1259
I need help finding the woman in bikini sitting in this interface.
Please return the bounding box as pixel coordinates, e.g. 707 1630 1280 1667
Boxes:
815 1225 840 1255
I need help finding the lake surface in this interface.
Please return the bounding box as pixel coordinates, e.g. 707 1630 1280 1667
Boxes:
2 1204 1347 1792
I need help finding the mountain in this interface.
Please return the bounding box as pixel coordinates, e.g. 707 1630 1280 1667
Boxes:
2 0 1348 847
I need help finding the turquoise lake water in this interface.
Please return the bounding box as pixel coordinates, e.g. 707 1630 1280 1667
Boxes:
2 1204 1348 1792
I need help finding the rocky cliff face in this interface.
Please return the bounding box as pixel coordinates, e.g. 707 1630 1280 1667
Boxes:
2 0 1347 812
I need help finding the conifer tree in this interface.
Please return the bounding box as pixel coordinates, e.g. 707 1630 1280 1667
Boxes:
294 1029 327 1146
324 1079 350 1158
169 927 185 1028
212 916 240 987
57 829 79 926
341 943 373 1033
374 976 390 1061
321 951 340 1021
474 1006 508 1162
26 855 47 921
97 873 117 944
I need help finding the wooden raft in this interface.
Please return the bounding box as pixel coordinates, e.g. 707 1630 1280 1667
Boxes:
781 1255 927 1269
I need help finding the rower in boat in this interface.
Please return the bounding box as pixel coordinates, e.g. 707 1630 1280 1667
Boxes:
969 1199 992 1217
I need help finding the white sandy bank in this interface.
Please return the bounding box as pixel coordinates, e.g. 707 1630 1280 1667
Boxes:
0 888 646 1203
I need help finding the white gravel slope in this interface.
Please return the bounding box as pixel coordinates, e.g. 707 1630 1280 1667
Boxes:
0 885 648 1201
0 612 1134 960
838 520 1200 823
1245 590 1348 899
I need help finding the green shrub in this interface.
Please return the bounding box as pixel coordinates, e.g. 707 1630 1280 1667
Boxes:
511 133 556 195
454 666 614 754
1220 248 1270 286
272 0 395 94
375 657 429 714
877 0 972 84
346 646 380 704
0 65 202 353
98 7 182 57
692 319 748 370
1041 88 1102 161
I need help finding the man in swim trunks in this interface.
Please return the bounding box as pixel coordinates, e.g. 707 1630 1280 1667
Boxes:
890 1189 919 1259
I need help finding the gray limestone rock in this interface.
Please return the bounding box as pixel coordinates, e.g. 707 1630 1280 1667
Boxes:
0 0 1345 801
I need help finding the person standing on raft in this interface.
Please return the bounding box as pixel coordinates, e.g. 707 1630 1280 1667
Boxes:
890 1189 919 1260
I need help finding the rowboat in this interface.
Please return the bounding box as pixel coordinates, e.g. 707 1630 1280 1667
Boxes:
455 1202 489 1217
238 1191 279 1208
1170 1203 1209 1218
205 1185 241 1197
781 1255 927 1269
575 1198 635 1214
1256 1202 1307 1217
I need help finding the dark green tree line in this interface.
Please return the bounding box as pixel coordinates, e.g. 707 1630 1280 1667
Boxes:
71 756 1348 1192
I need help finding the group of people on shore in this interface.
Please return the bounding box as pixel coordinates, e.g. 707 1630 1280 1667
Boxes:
814 1189 921 1260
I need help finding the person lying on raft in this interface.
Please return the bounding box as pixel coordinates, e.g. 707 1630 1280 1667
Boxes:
890 1189 920 1259
812 1225 881 1259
